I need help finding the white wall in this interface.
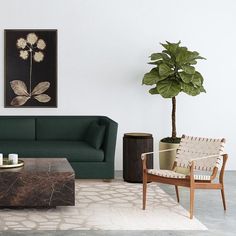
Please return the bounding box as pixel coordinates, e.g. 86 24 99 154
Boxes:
0 0 235 170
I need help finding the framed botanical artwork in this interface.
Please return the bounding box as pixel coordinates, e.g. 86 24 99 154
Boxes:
4 29 57 107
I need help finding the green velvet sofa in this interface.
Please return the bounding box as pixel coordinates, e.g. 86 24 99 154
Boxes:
0 116 118 179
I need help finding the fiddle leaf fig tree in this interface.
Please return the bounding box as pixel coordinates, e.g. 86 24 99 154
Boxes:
142 41 206 142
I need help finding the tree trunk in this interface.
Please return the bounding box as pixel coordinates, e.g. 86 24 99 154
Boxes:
172 96 176 138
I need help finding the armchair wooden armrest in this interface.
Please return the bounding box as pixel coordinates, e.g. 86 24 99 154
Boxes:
141 148 178 160
141 148 178 171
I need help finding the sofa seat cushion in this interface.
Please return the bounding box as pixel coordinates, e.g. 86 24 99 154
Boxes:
0 141 104 162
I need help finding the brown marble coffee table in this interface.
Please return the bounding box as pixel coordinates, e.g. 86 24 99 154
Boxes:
0 158 75 207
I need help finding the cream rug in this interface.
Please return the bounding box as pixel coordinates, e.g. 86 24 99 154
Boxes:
0 180 207 230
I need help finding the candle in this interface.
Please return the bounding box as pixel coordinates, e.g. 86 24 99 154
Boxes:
0 153 3 165
8 153 18 165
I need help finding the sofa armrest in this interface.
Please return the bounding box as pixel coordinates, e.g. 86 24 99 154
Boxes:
99 117 118 163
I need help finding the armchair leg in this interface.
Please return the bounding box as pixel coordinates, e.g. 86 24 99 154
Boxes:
221 187 226 210
175 186 180 203
190 187 195 219
219 154 228 211
143 172 147 210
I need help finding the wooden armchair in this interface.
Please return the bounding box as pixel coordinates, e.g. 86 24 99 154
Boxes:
142 135 228 219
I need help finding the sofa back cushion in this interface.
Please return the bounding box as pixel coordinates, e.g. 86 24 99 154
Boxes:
0 118 35 140
85 122 106 149
36 117 99 141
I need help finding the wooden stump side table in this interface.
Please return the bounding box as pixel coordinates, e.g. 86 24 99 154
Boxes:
123 133 153 183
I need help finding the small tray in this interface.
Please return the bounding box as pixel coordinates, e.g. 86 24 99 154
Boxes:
0 159 24 169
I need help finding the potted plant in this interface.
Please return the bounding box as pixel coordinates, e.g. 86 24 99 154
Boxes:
142 41 206 169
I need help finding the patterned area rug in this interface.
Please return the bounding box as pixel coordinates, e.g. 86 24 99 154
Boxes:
0 180 207 230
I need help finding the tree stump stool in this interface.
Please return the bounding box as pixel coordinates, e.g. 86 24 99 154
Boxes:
123 133 153 183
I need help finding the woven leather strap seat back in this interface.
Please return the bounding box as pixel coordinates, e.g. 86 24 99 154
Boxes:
176 135 225 171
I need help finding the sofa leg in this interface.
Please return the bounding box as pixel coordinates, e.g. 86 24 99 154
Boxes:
103 179 112 182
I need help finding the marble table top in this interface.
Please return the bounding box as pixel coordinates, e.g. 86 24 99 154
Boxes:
0 158 74 173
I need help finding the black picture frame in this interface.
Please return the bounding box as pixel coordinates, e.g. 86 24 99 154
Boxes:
4 29 57 108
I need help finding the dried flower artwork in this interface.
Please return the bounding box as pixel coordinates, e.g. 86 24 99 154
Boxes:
11 33 50 106
5 30 57 107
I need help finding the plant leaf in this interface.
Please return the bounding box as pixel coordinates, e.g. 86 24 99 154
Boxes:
192 51 206 60
181 65 195 74
149 87 159 95
34 94 51 103
176 50 190 65
159 63 173 78
32 82 50 96
148 61 162 65
181 83 201 96
161 41 181 55
161 53 170 61
188 60 197 65
142 68 165 85
199 85 206 93
192 72 202 86
161 53 174 67
176 50 199 65
196 55 206 60
179 72 194 83
157 79 181 98
193 71 204 85
10 80 29 96
149 52 175 67
179 51 206 65
10 96 30 106
150 53 163 61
